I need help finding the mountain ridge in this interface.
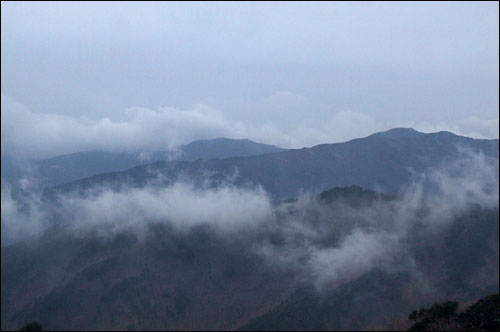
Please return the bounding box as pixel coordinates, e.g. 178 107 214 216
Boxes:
2 184 498 331
1 137 286 188
50 128 499 199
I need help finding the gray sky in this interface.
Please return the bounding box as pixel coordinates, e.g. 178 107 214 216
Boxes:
1 1 498 159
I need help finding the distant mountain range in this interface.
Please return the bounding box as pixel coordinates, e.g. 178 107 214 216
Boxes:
1 138 285 187
52 128 499 199
2 128 498 331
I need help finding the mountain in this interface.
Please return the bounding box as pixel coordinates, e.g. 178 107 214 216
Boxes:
0 155 30 187
368 293 499 331
2 129 498 330
1 223 294 331
239 204 499 331
53 128 499 199
179 137 285 161
2 185 498 331
34 151 145 187
1 138 285 187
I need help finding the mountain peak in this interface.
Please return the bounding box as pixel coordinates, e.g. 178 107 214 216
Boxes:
179 137 285 161
374 128 421 138
373 128 465 139
182 137 283 149
197 137 248 143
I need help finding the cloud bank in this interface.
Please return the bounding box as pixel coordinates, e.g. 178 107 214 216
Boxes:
2 94 498 161
1 95 239 159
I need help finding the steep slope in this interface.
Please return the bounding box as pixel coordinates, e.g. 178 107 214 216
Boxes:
53 128 499 199
1 225 294 331
2 186 498 331
238 205 499 331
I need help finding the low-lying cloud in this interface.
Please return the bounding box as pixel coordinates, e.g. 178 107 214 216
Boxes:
1 186 47 245
1 181 273 245
1 151 498 290
61 182 273 236
252 150 499 288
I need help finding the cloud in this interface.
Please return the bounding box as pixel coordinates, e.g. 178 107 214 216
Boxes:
308 230 399 287
404 117 500 140
62 181 273 236
458 116 500 139
2 93 498 161
1 149 498 292
0 94 302 160
1 185 47 245
253 149 499 289
1 179 274 244
400 149 499 226
1 95 244 159
2 3 497 163
265 90 309 115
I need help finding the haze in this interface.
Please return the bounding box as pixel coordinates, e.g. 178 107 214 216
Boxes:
1 1 499 159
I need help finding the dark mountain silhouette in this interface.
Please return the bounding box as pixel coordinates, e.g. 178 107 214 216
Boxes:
53 128 499 199
35 151 143 187
0 155 30 187
1 138 285 187
238 205 499 331
404 293 499 331
2 129 498 331
2 186 498 331
370 293 499 331
180 137 285 161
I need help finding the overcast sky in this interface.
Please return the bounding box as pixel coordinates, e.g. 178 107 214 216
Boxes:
1 1 498 159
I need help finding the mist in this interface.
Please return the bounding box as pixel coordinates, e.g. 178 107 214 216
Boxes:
3 93 499 162
2 150 498 292
2 2 499 160
2 3 498 330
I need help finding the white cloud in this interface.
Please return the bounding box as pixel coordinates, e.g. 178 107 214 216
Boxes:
1 150 498 291
62 182 273 236
254 150 499 288
1 185 46 244
309 230 398 288
0 179 274 244
2 93 498 161
1 95 239 159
